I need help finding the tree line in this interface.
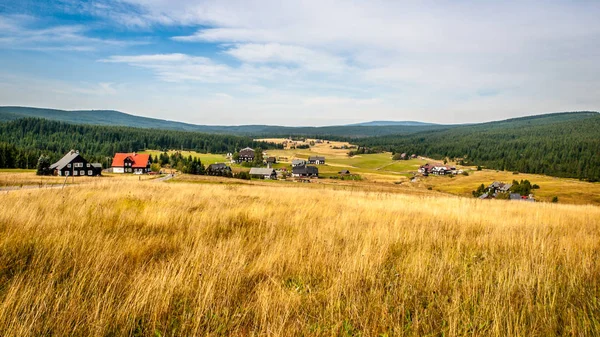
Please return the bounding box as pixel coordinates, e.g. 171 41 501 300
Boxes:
355 112 600 181
0 118 281 169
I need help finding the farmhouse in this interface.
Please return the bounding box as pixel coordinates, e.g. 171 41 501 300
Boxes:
292 159 307 167
308 156 325 165
207 163 231 176
238 147 255 162
50 150 102 177
111 153 151 174
249 167 277 179
431 166 452 175
265 157 277 165
489 181 512 194
292 165 319 178
339 169 351 175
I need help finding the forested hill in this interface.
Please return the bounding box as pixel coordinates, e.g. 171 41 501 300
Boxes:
0 106 449 138
356 111 600 181
0 118 280 169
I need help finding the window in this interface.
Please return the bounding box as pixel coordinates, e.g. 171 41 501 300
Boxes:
75 163 83 168
88 170 92 175
80 170 85 175
67 164 71 168
65 171 70 176
73 170 78 176
86 163 90 168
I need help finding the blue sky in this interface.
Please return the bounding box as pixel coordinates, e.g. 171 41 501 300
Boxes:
0 0 599 126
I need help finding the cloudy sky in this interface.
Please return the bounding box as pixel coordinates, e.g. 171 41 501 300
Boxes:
0 0 599 126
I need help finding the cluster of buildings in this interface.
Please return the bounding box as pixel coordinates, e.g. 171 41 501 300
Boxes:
418 163 462 176
50 150 151 177
479 182 535 202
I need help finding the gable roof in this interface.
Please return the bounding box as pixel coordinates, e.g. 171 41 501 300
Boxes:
50 150 84 170
309 156 325 161
90 163 102 169
293 165 319 175
208 163 229 170
249 167 276 175
111 153 150 168
292 159 306 165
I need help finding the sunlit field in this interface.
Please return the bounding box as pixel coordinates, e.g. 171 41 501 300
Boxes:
1 179 599 336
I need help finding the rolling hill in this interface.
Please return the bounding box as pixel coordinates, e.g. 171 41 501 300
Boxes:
356 111 600 181
0 106 450 138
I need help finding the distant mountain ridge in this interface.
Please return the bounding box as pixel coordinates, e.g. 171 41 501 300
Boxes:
347 121 438 126
0 106 452 137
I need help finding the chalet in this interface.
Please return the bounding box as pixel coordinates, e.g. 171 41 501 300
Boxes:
111 153 151 174
431 166 452 175
292 165 319 178
50 150 102 177
308 156 325 165
265 157 277 165
489 181 512 194
400 153 407 160
249 167 277 179
238 147 255 162
339 169 351 175
292 159 306 167
411 154 417 159
207 163 231 176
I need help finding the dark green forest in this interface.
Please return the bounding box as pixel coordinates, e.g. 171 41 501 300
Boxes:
0 118 280 169
356 112 600 181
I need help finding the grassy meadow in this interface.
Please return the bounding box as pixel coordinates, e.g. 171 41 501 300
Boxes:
1 178 599 336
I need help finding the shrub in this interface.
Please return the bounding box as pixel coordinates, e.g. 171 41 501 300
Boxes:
552 196 559 203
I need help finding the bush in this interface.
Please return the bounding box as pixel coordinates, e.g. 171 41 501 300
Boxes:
234 171 251 180
513 171 519 175
552 196 559 203
477 166 482 171
462 171 469 176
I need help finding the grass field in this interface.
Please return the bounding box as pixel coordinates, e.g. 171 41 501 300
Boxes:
0 178 599 336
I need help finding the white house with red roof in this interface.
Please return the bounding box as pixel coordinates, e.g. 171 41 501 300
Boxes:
111 153 151 174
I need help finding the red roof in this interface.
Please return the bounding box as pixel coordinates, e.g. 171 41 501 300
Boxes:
111 153 150 168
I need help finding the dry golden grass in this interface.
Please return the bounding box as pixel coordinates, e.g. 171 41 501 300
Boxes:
1 179 599 336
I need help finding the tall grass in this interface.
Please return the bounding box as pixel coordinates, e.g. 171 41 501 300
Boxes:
0 180 599 336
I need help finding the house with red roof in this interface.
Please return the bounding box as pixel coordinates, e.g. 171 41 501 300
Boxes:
111 153 151 174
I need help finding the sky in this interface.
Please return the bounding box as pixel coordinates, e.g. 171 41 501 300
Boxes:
0 0 599 126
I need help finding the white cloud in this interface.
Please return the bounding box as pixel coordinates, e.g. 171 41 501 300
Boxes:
0 14 140 51
224 43 347 73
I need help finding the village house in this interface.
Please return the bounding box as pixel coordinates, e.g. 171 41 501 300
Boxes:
292 165 319 178
265 157 277 165
308 156 326 165
249 167 277 179
50 150 102 177
111 153 151 174
400 153 407 160
238 147 255 162
206 163 231 176
292 159 306 167
339 169 351 175
411 154 417 159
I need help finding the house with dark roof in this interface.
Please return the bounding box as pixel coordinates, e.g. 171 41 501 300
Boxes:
339 169 351 175
249 167 277 179
111 153 151 174
207 163 231 176
292 165 319 178
308 156 325 165
50 150 102 177
265 157 276 165
238 147 255 162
